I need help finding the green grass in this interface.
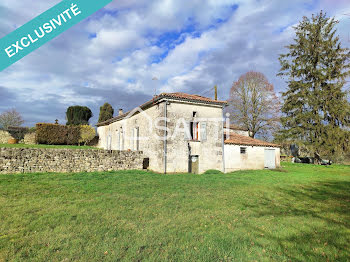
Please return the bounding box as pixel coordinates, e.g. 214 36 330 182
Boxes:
0 143 97 150
0 163 349 261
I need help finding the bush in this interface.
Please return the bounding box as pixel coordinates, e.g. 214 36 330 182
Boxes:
67 125 81 145
202 169 223 175
79 125 96 145
7 126 29 140
36 123 94 145
36 124 68 145
36 123 80 145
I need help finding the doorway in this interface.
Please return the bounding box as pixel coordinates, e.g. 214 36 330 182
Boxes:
264 149 276 169
189 155 199 174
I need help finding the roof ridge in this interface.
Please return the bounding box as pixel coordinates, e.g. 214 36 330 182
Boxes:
97 92 227 127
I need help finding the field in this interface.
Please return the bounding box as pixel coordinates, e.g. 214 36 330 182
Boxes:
0 163 349 261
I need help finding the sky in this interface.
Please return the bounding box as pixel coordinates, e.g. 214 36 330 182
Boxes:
0 0 350 127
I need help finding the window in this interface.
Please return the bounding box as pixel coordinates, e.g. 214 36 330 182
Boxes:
190 122 199 141
119 128 124 151
133 127 140 151
185 121 207 141
240 147 247 154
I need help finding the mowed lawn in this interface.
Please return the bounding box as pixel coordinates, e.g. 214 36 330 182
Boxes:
0 164 349 261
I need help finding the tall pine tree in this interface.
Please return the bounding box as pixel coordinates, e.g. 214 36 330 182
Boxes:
278 11 350 162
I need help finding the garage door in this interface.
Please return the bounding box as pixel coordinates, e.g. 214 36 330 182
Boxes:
264 149 276 169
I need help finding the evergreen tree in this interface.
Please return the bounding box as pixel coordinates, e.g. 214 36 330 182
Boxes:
278 11 350 161
66 106 93 126
98 103 114 123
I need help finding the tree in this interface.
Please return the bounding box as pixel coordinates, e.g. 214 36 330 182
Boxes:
228 71 281 138
0 109 24 130
78 125 96 145
278 11 350 161
66 106 93 126
98 103 114 123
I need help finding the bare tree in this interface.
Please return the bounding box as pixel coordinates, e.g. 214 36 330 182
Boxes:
0 109 24 130
228 71 280 138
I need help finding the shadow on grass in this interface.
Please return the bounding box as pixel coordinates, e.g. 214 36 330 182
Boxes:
243 181 350 261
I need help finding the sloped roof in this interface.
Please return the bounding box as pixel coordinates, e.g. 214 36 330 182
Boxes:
225 133 279 147
97 92 227 127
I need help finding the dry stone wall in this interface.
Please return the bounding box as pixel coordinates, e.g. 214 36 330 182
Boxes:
0 148 145 174
0 130 14 144
21 132 36 145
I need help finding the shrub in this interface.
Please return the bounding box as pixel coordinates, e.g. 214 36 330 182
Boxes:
36 124 69 145
202 169 223 175
7 126 29 140
36 123 94 145
79 125 96 145
67 125 80 145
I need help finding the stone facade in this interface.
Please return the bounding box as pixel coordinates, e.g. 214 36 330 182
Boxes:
0 148 144 174
0 130 14 144
97 100 225 173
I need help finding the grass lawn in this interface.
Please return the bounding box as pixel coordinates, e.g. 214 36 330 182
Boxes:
0 144 97 150
0 163 349 261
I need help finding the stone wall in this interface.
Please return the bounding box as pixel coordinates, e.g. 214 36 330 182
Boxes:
0 148 145 174
0 130 14 144
21 132 36 145
97 101 225 173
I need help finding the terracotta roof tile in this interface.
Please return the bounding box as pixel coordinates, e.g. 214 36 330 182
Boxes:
225 133 279 147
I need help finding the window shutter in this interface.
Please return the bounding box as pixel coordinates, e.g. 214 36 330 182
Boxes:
107 131 112 150
200 122 207 141
136 127 140 151
117 131 120 150
132 128 135 150
184 121 191 140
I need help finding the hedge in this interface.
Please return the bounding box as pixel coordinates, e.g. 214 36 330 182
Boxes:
36 123 81 145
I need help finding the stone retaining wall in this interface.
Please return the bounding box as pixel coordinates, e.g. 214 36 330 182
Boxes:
0 148 145 174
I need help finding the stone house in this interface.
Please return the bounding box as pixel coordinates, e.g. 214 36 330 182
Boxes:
97 92 280 173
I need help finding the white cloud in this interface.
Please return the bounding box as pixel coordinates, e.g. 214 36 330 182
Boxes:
0 0 349 126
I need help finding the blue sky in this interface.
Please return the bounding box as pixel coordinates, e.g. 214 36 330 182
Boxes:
0 0 350 126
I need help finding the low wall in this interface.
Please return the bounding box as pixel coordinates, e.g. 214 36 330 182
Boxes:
21 132 36 145
0 148 145 174
0 130 14 144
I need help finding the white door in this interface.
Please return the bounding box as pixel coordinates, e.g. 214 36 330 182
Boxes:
264 149 276 169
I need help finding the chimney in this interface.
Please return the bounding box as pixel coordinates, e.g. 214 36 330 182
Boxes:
119 109 124 116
